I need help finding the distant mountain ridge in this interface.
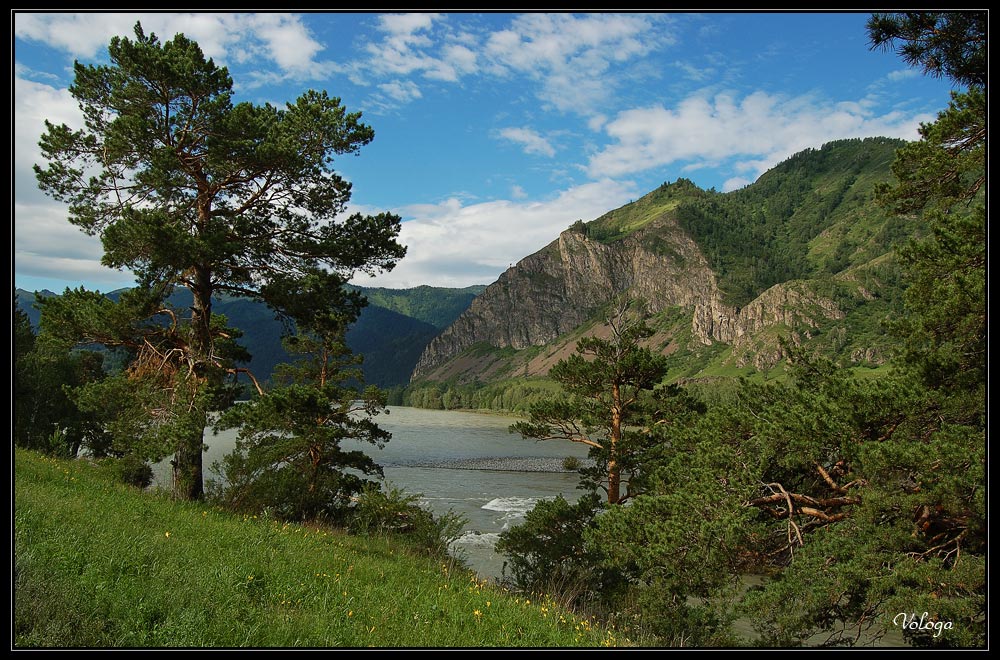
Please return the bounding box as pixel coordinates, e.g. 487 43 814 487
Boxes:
15 284 485 388
412 137 914 385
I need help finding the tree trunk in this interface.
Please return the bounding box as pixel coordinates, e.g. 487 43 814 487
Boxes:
172 412 206 500
172 266 213 500
608 383 622 505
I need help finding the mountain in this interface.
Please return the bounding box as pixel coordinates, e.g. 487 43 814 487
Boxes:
15 284 484 388
412 137 913 386
346 284 486 330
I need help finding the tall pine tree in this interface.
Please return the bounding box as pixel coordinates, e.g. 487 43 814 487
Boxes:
34 24 405 498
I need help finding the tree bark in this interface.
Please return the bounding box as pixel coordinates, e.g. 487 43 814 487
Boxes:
608 382 622 505
172 265 212 500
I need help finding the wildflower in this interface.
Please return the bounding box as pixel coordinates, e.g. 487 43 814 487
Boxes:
348 610 353 617
164 532 171 538
474 610 482 619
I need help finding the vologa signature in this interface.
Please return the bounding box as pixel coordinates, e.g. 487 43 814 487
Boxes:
893 612 954 638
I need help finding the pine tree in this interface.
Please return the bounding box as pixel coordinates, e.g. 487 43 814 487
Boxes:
33 23 405 498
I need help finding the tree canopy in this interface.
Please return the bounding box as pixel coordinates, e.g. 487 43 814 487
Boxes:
867 12 987 89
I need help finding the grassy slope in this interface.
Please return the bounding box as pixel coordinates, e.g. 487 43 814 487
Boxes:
13 449 617 648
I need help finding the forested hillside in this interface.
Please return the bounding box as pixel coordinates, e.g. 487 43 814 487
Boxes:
15 285 483 388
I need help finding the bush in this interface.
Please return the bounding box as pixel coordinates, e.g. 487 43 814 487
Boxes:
561 456 582 471
348 484 466 558
108 454 153 489
496 493 626 608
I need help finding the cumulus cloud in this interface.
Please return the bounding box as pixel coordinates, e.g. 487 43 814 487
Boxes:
13 12 331 82
351 180 638 289
587 89 933 182
498 127 557 157
14 75 135 288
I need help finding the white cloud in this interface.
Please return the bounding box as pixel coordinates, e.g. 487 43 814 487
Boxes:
379 12 439 37
588 89 933 182
245 14 324 74
510 185 528 199
498 127 557 157
13 75 136 288
887 68 920 82
351 180 638 289
13 77 80 201
722 177 752 192
483 13 670 116
14 13 142 59
13 13 330 82
14 202 136 289
377 80 423 104
587 114 608 132
362 12 468 82
673 59 713 82
340 13 667 114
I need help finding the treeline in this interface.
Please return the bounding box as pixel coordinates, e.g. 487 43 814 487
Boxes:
386 379 560 414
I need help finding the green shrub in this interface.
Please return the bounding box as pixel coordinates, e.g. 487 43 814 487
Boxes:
496 493 626 608
561 456 582 471
107 454 153 489
348 484 465 557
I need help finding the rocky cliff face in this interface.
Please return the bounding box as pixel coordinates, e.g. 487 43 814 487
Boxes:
412 213 846 381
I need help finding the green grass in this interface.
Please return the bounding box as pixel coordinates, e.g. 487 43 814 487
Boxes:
14 449 619 648
585 179 702 243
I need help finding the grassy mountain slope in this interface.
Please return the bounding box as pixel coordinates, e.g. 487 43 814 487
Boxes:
674 137 906 307
348 284 487 330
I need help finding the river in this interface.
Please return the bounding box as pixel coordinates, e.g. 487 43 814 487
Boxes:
154 406 590 580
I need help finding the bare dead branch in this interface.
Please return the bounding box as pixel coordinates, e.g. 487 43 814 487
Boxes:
228 367 265 397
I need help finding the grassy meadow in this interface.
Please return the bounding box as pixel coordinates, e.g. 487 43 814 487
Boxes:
13 448 620 648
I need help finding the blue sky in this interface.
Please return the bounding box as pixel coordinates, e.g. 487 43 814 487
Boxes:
13 11 958 292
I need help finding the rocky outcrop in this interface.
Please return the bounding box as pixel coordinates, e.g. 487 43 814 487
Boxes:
693 282 844 343
413 211 856 380
412 215 720 380
413 213 851 382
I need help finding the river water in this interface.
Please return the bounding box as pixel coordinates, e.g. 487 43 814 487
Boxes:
342 406 591 579
155 406 590 580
